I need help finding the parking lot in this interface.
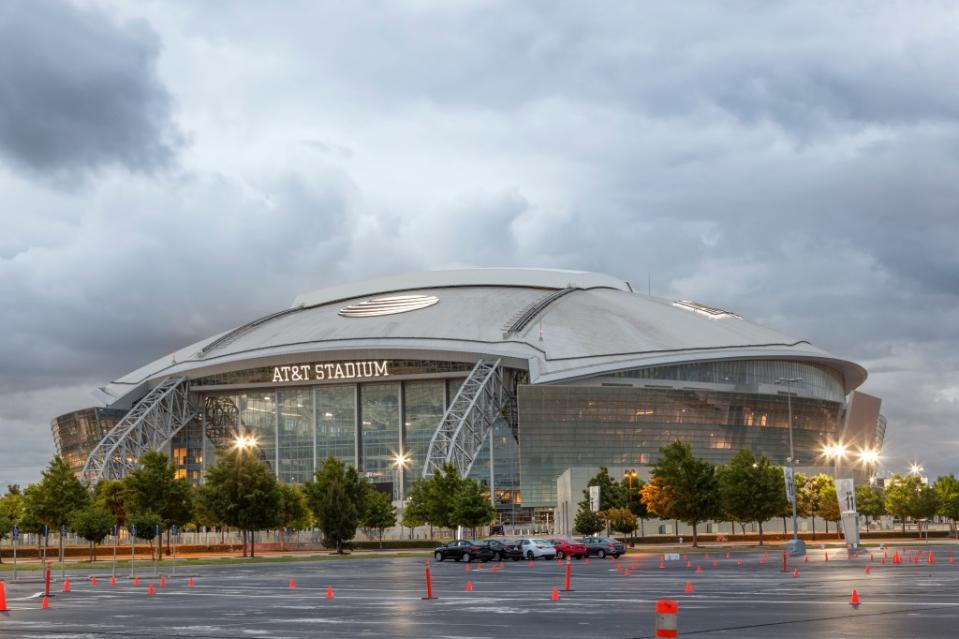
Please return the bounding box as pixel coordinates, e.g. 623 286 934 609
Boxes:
3 544 959 638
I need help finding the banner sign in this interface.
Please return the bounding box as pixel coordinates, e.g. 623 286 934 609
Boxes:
835 478 861 548
589 485 600 512
784 467 796 505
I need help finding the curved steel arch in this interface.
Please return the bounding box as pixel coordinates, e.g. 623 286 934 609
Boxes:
81 376 197 483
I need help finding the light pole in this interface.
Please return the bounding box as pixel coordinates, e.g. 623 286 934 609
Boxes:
776 376 805 556
392 452 411 503
623 469 637 546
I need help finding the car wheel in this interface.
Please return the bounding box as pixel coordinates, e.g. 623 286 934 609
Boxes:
527 551 535 560
492 552 501 562
435 551 444 562
463 552 471 563
597 549 606 559
556 551 564 560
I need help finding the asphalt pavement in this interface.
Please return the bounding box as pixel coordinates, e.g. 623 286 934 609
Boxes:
2 544 958 638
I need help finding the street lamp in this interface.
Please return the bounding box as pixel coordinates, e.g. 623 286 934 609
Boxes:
775 376 805 556
822 442 848 478
232 434 258 452
392 451 411 502
909 463 924 477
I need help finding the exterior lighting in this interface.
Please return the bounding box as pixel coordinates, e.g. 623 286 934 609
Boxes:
233 435 258 451
910 463 924 476
392 451 411 469
858 449 880 465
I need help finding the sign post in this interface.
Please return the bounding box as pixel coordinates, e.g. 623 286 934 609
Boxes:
171 525 178 576
835 478 860 548
153 524 160 577
129 525 137 579
59 524 66 580
12 525 19 580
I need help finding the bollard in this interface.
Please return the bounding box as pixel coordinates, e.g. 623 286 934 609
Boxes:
422 562 436 600
655 599 679 638
564 560 572 592
45 569 52 599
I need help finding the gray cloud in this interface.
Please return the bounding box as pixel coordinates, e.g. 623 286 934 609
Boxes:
0 0 179 180
1 1 957 485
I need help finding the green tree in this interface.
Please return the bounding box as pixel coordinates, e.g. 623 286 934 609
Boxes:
424 464 463 531
798 474 830 540
360 490 397 548
818 480 840 534
127 510 162 560
934 475 959 537
451 479 495 536
70 506 115 561
278 483 311 529
580 467 626 513
913 482 939 531
573 506 604 535
23 457 91 560
717 449 785 545
0 512 12 562
641 441 719 546
122 451 194 556
304 457 366 553
93 480 128 527
885 473 922 533
606 506 637 539
622 477 650 540
403 478 431 539
856 485 886 532
197 447 282 557
0 484 25 525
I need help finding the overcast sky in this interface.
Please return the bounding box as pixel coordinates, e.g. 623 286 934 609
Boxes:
1 0 957 487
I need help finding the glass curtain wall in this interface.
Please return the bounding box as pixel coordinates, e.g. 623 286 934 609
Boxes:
278 389 313 483
360 383 401 484
403 381 445 490
316 385 356 466
238 392 277 472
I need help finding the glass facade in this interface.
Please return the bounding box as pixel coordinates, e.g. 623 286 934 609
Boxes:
51 407 126 474
518 384 844 507
403 381 445 490
360 383 401 484
316 385 356 465
239 392 277 471
610 360 845 402
170 419 204 482
278 389 313 483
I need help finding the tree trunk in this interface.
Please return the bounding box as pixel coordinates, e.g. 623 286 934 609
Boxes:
902 519 906 534
782 516 787 534
758 521 764 546
242 529 248 557
250 530 255 558
825 520 829 535
811 516 817 540
90 541 95 562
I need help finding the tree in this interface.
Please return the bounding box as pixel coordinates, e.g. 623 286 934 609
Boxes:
360 490 397 548
451 480 495 536
278 483 311 530
641 441 720 546
798 474 830 540
122 451 194 556
403 478 431 539
424 464 463 531
70 506 115 561
607 507 637 539
580 467 626 513
622 477 650 540
817 480 840 535
23 457 91 560
856 485 886 532
304 457 366 553
717 449 785 545
885 474 917 533
198 447 283 557
127 510 162 560
0 512 12 563
573 506 604 535
0 485 24 525
913 482 939 532
94 480 128 527
934 475 959 537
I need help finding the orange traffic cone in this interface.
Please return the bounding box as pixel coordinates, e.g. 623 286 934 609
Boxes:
686 561 692 568
725 552 731 559
41 595 49 609
326 586 334 599
188 577 195 587
793 568 799 577
148 583 156 596
684 581 693 593
704 553 710 560
695 565 702 573
659 560 665 569
865 565 872 574
551 587 559 601
90 576 97 587
159 576 166 588
499 561 505 569
737 560 743 567
476 563 483 572
289 579 296 589
850 588 860 607
824 553 829 562
623 568 630 577
928 552 936 565
585 558 590 567
63 577 71 593
804 555 808 563
464 564 470 572
110 575 117 586
466 580 473 592
529 560 534 568
133 577 140 586
0 580 8 612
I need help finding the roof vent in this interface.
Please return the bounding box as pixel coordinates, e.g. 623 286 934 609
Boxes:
338 294 439 318
672 300 741 319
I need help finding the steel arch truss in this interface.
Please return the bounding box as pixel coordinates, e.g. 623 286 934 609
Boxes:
423 359 512 479
81 376 197 483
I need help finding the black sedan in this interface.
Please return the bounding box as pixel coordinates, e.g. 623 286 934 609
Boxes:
433 539 495 563
482 539 524 561
581 536 626 558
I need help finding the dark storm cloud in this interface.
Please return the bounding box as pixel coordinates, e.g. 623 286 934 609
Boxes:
0 0 179 179
1 0 958 484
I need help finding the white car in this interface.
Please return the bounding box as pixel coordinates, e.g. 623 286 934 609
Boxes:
516 538 557 560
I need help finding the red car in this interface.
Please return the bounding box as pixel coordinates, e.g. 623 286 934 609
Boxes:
549 537 588 559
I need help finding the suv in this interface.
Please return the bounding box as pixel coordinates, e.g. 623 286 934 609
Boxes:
433 539 495 563
581 536 626 558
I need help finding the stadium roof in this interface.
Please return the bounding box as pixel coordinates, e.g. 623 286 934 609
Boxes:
96 268 867 407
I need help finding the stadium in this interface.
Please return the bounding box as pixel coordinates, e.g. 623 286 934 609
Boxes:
51 268 885 524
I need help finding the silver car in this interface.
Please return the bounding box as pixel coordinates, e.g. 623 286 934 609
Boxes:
516 537 557 560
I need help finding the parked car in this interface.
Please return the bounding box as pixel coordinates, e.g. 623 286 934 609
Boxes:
516 538 558 560
433 539 495 563
581 536 626 558
482 539 524 561
548 537 588 559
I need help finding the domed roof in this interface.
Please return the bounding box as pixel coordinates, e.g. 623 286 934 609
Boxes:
97 268 866 407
